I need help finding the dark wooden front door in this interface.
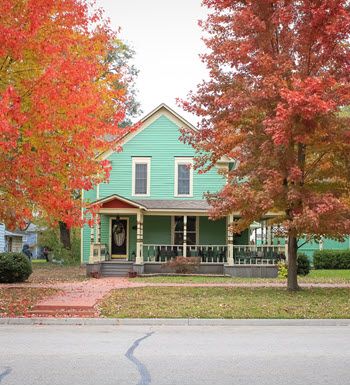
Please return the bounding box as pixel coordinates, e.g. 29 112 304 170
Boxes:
111 219 128 258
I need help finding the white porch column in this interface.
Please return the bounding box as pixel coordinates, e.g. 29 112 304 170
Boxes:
183 215 187 257
227 214 234 266
96 214 101 260
285 238 289 262
97 214 101 244
136 211 144 264
89 218 95 262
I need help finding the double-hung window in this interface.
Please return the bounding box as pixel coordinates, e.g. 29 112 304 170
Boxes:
174 157 193 197
132 157 151 196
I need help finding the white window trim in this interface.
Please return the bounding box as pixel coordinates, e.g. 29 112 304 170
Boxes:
132 157 151 197
174 157 193 197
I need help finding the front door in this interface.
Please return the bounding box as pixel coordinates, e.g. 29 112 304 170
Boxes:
111 218 128 259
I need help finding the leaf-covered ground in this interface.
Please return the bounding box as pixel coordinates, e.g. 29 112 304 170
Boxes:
28 262 87 284
99 287 350 319
133 270 350 284
0 288 59 317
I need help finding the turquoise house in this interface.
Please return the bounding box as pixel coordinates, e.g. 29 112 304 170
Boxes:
81 104 348 276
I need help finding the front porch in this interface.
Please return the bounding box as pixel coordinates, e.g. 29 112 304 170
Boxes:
84 195 286 278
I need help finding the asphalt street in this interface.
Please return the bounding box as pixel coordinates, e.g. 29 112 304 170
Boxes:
0 324 350 384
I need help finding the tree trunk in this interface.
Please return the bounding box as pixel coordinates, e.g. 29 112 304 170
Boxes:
59 221 71 250
287 234 300 291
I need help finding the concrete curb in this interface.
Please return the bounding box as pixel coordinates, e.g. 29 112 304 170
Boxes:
1 318 350 326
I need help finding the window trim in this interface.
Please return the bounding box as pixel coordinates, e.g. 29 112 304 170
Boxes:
174 157 193 197
132 157 151 197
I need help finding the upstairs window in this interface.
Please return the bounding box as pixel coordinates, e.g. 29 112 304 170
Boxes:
174 157 193 197
132 157 151 196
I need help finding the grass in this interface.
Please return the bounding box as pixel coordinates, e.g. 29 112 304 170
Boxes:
0 288 59 317
28 262 87 284
133 269 350 284
99 287 350 319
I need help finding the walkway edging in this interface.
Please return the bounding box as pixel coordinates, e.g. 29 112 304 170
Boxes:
1 318 350 326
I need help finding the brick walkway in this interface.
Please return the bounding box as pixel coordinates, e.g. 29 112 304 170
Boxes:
1 278 350 317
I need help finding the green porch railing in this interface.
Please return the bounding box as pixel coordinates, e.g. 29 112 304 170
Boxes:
233 244 286 265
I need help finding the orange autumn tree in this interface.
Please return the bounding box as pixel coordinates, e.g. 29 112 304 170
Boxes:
181 0 350 290
0 0 130 230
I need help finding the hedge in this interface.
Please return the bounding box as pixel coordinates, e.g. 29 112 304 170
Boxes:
313 250 350 269
0 252 32 283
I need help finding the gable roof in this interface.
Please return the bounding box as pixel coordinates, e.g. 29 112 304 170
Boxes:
99 103 231 163
88 194 147 210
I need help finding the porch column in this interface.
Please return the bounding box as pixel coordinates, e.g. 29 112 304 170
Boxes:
97 214 101 244
96 215 101 260
226 214 234 266
183 215 187 257
284 238 289 262
136 211 144 264
89 218 95 262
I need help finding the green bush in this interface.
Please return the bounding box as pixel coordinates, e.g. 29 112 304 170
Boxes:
297 253 311 276
313 250 350 269
0 252 32 283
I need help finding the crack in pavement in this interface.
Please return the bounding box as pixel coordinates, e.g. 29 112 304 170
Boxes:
125 332 154 385
0 367 11 383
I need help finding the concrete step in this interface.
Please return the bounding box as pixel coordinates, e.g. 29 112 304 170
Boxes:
100 262 134 277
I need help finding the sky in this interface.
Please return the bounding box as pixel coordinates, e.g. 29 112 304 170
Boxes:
96 0 209 124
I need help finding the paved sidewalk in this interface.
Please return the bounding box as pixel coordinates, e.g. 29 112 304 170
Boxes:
1 278 350 317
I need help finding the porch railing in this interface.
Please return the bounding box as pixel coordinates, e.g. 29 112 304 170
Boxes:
233 244 285 265
143 244 227 264
90 243 109 263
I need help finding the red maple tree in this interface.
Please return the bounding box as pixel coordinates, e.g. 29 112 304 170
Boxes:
181 0 350 290
0 0 131 231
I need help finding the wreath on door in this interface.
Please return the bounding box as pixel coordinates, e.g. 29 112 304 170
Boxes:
113 221 126 247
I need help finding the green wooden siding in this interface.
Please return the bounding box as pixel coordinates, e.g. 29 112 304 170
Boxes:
143 216 172 244
234 229 250 245
99 115 225 200
199 217 226 245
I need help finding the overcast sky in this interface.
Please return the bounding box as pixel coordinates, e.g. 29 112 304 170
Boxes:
96 0 208 124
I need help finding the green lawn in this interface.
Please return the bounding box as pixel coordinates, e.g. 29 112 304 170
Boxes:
132 269 350 284
99 287 350 319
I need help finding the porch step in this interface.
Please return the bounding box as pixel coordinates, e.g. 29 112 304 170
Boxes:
100 262 133 277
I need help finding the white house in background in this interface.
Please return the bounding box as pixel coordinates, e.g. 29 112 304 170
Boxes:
0 223 40 257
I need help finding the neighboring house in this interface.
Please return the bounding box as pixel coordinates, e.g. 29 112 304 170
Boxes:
82 104 350 276
0 223 40 257
0 224 5 252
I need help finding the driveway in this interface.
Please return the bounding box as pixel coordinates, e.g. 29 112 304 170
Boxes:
0 324 350 384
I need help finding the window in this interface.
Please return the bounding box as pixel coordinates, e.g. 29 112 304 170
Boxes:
173 216 197 245
132 157 150 196
174 158 193 197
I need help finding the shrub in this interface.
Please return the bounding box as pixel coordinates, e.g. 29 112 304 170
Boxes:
297 253 311 276
277 261 288 279
313 250 350 269
164 256 201 274
0 252 32 283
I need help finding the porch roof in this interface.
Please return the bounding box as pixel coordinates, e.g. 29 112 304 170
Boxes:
134 199 210 211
